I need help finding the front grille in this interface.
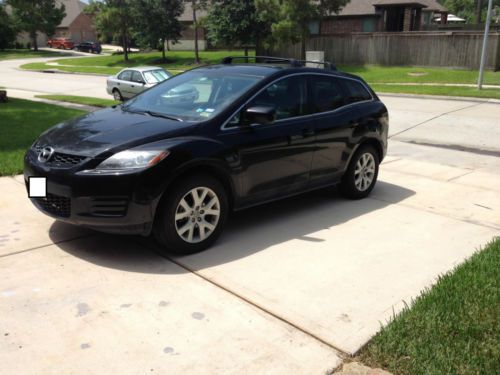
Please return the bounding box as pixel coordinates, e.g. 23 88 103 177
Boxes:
89 196 128 217
33 143 86 167
34 193 71 218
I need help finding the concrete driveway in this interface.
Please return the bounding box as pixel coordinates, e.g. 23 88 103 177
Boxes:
1 57 500 373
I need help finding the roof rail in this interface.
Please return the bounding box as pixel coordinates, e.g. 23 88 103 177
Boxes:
221 56 337 71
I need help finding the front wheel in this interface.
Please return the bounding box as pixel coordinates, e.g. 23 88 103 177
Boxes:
340 145 379 199
153 175 228 254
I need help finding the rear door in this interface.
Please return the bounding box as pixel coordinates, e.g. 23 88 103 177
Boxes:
307 74 355 183
116 70 134 98
130 71 146 96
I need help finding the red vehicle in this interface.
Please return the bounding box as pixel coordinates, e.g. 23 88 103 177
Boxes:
47 38 75 50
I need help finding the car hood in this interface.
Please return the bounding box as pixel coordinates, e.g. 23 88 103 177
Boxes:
36 106 194 157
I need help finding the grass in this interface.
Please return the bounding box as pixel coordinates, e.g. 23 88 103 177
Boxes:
35 94 118 108
341 65 500 86
21 49 254 75
0 98 85 176
372 84 500 100
359 237 500 375
0 49 70 61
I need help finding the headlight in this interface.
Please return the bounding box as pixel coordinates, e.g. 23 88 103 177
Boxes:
95 150 169 171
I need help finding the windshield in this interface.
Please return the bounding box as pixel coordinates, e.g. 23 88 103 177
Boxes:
123 69 263 121
143 69 171 84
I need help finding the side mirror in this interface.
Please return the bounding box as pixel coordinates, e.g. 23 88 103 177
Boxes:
243 106 276 126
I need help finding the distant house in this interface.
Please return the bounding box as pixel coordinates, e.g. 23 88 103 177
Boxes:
52 0 96 42
170 2 208 51
15 0 95 47
314 0 448 34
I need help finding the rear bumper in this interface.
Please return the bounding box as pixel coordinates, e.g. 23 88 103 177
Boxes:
24 152 160 235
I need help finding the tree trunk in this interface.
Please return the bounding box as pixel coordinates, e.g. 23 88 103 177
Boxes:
244 47 248 57
31 31 38 51
122 33 129 62
193 1 200 64
162 38 166 61
301 30 306 60
476 0 484 24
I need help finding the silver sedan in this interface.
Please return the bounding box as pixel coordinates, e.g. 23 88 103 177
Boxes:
106 67 172 101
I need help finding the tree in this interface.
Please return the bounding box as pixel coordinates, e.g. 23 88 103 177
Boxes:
131 0 184 61
85 0 134 61
0 2 16 50
439 0 500 23
187 0 208 64
204 0 264 56
255 0 348 59
7 0 65 51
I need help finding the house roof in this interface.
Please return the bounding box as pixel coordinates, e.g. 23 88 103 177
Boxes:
57 0 87 28
336 0 446 16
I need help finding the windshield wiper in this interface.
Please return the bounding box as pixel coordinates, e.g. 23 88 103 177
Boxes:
145 110 182 122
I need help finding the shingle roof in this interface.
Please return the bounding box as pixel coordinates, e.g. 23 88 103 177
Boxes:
57 0 87 28
337 0 446 16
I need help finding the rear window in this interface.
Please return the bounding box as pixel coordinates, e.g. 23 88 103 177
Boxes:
342 80 372 104
118 70 132 81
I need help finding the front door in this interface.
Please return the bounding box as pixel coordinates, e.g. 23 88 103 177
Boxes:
221 75 316 204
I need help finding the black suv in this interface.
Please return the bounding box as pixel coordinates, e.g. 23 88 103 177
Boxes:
24 57 388 254
74 41 102 54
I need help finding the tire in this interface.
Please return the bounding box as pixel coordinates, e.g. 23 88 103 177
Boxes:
112 89 123 101
153 175 228 255
340 145 379 199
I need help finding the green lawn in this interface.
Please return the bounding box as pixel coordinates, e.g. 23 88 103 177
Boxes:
359 237 500 375
0 49 70 61
341 65 500 86
0 99 85 176
35 94 118 108
21 49 254 75
372 84 500 100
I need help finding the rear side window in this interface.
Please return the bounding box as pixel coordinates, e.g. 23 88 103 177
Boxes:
343 80 372 104
118 70 132 81
132 71 144 83
309 76 346 113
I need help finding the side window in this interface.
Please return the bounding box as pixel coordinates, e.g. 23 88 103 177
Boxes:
248 76 306 121
343 80 372 104
132 71 144 83
309 76 346 113
118 70 132 81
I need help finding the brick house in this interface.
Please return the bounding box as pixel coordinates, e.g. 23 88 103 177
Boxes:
315 0 448 35
53 0 96 42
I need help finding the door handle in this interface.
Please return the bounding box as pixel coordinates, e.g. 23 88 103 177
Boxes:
302 129 315 137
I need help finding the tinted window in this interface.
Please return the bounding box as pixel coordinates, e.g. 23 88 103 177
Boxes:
248 76 306 120
132 71 144 83
309 76 345 113
343 80 372 104
118 70 132 81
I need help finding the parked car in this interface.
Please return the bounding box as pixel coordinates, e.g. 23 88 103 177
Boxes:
47 38 74 50
74 41 102 54
106 67 173 101
25 56 388 254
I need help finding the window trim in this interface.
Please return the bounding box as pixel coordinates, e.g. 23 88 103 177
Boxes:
220 72 374 131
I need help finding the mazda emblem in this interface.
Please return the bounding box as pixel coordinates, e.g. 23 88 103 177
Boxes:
38 146 55 163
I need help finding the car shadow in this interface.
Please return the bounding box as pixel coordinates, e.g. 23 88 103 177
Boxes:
51 181 415 274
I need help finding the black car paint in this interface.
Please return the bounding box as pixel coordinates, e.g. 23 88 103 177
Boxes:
24 64 388 235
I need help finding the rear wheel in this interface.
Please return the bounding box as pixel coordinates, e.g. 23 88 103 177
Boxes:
112 89 123 101
153 175 228 254
340 145 379 199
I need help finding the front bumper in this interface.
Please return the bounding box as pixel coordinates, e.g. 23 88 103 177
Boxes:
24 151 160 235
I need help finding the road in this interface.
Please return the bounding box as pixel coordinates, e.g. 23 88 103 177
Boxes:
1 57 499 374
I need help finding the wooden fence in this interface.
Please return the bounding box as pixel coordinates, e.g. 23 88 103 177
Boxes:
261 32 500 70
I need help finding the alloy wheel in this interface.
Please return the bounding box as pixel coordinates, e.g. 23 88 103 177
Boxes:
354 153 376 192
175 187 221 244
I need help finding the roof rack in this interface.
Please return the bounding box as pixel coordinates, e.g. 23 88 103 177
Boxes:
221 56 337 71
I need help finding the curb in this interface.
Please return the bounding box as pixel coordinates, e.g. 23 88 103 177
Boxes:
377 92 500 103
